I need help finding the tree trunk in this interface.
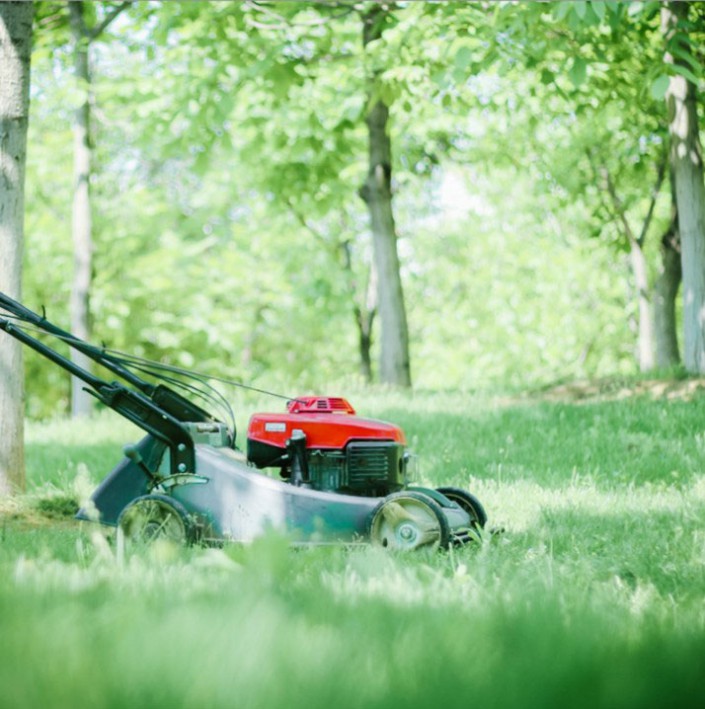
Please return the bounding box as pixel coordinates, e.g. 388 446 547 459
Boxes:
69 1 94 417
600 161 659 372
0 1 33 495
359 8 411 387
663 3 705 373
629 238 656 372
356 263 377 383
653 179 681 368
341 238 376 383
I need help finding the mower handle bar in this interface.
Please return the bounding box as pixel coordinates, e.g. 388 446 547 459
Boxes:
0 291 226 475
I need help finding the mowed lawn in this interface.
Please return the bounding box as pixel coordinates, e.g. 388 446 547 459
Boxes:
1 385 704 709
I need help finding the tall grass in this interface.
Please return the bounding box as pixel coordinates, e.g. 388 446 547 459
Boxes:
2 389 704 708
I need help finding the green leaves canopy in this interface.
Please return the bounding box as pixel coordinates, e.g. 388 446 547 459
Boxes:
21 0 705 415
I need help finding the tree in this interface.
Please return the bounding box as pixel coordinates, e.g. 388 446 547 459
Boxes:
0 1 34 495
653 171 681 368
662 1 705 374
125 0 416 386
471 0 680 372
359 5 411 387
595 156 666 371
67 0 128 417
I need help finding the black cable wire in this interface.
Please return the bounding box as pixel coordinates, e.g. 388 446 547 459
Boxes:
110 355 237 434
99 346 304 404
3 318 232 414
0 309 301 417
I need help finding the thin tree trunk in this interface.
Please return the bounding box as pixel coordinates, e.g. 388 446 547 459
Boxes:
356 312 374 382
68 1 94 417
286 203 378 383
0 1 33 495
629 239 656 371
354 265 377 383
653 175 681 368
359 7 411 387
341 238 377 383
654 231 682 368
601 163 660 371
663 3 705 373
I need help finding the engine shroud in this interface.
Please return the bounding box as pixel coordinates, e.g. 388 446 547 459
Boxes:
246 397 408 496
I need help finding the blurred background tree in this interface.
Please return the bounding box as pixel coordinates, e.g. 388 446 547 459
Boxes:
0 1 33 493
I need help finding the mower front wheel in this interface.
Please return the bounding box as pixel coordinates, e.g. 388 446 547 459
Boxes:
368 491 450 551
117 494 198 548
436 487 487 529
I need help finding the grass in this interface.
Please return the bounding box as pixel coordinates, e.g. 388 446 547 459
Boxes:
1 386 705 708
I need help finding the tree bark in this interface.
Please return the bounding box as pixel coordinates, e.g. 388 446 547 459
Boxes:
0 1 33 495
653 175 681 368
341 238 376 383
354 265 376 383
69 1 94 417
360 7 411 387
629 238 656 372
663 3 705 373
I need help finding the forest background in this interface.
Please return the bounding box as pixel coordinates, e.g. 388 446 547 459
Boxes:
2 0 704 425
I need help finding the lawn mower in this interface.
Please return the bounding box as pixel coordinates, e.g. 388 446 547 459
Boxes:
0 292 487 550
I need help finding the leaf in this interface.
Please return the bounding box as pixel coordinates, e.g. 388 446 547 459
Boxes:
650 74 670 101
454 45 473 71
552 2 572 21
431 69 449 88
540 69 555 85
672 63 700 86
670 43 703 76
627 2 645 18
452 67 468 84
591 1 606 20
341 97 364 123
568 57 587 88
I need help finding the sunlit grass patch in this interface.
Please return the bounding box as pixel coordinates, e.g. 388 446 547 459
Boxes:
25 411 141 489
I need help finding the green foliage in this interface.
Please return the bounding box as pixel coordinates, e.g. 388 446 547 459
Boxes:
19 0 703 416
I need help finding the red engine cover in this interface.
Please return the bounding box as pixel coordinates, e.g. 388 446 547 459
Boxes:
247 397 406 450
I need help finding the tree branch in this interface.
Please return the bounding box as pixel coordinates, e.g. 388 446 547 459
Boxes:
636 153 667 248
285 199 376 318
585 148 620 231
601 163 638 246
285 198 333 252
88 1 130 41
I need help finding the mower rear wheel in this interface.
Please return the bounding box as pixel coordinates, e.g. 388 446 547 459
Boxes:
369 491 450 551
436 487 487 529
117 494 197 548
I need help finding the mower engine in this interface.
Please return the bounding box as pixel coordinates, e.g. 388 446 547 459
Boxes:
247 397 412 497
